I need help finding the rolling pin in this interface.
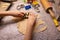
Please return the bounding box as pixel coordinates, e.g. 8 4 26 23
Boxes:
0 11 24 17
40 0 59 27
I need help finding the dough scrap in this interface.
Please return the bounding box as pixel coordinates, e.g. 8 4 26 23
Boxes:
35 19 45 29
57 26 60 31
34 25 47 33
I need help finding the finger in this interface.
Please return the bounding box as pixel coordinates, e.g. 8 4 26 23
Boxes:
17 12 25 17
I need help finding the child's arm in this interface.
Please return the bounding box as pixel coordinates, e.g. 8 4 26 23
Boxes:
24 13 36 40
0 11 24 17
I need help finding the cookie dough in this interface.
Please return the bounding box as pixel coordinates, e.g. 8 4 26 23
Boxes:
16 13 46 34
17 19 27 34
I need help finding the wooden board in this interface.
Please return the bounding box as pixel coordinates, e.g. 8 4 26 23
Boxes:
0 2 11 11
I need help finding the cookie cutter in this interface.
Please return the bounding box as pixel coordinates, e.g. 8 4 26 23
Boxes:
17 4 25 10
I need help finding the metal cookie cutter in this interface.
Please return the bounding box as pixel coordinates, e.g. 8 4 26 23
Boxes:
33 6 40 13
17 4 25 10
22 13 29 19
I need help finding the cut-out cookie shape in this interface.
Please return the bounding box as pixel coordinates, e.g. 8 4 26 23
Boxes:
34 25 47 33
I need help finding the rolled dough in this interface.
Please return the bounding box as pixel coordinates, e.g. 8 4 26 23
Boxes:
13 14 45 34
17 19 28 34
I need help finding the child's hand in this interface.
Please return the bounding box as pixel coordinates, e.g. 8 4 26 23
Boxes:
27 14 36 27
27 13 36 25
